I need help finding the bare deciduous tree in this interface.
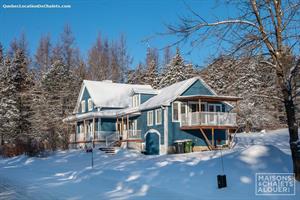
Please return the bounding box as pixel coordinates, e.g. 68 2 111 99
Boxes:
166 0 300 180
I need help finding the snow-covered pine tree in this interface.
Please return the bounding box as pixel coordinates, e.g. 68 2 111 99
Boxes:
41 60 80 150
0 53 29 144
11 49 34 142
127 62 146 85
143 59 160 89
159 48 195 88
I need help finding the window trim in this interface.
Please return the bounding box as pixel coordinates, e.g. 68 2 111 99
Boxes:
147 111 154 126
88 98 93 111
172 101 180 122
132 94 141 107
155 109 162 125
81 100 86 113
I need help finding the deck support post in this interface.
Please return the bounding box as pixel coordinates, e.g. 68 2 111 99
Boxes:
199 128 212 150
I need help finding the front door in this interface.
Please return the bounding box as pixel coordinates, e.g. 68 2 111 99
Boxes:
208 104 222 125
145 132 160 155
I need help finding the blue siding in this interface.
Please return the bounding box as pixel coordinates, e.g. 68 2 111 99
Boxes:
181 80 214 96
79 87 95 113
140 94 156 104
134 109 165 145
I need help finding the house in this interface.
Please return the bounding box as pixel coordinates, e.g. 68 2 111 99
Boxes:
63 77 242 155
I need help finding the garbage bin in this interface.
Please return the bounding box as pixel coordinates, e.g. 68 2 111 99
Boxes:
184 140 193 153
174 141 185 154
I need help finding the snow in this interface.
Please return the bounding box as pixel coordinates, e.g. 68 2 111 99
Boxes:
1 129 300 200
77 80 153 109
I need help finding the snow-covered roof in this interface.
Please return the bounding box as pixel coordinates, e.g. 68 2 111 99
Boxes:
130 88 159 95
74 80 152 113
139 77 217 110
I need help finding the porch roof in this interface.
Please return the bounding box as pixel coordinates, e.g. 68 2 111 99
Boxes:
177 95 243 102
63 108 141 123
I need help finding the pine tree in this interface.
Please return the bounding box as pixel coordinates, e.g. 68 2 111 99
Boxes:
159 48 194 88
41 60 80 150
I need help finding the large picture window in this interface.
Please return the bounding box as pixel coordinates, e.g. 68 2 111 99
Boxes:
147 111 154 126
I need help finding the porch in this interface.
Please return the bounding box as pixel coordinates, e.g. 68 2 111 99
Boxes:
175 94 242 150
181 112 237 128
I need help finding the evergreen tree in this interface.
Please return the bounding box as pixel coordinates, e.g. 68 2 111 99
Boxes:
159 48 194 88
41 60 80 150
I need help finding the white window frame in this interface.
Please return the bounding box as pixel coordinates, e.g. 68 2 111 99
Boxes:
155 109 162 125
132 94 141 107
147 111 154 126
88 98 93 111
81 100 86 113
172 101 180 122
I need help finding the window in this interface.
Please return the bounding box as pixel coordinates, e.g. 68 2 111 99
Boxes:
172 102 180 122
81 100 86 113
155 109 162 125
132 94 140 107
88 98 93 111
147 111 154 126
79 124 83 134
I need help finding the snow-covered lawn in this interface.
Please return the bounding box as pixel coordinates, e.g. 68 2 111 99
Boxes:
0 129 299 200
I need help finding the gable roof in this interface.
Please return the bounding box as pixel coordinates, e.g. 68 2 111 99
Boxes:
139 77 217 110
74 80 152 113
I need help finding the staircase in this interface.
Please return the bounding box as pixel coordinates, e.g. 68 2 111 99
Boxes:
99 147 118 155
99 140 122 155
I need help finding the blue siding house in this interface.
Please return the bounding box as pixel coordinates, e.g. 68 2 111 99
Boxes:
64 77 242 155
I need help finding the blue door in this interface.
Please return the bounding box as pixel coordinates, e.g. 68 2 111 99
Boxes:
145 132 160 155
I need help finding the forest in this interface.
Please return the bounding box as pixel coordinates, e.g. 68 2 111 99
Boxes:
0 23 296 156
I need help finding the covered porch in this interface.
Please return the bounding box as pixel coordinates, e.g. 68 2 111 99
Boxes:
176 94 242 150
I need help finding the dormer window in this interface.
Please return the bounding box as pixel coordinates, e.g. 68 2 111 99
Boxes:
81 100 86 113
132 94 140 107
88 98 93 111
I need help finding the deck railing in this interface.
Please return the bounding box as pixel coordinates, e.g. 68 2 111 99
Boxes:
181 112 237 127
69 131 119 143
124 130 142 139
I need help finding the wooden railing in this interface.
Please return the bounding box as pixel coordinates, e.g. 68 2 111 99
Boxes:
70 131 119 143
181 112 237 127
123 130 142 139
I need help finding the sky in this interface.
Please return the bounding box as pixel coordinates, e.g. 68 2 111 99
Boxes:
0 0 233 68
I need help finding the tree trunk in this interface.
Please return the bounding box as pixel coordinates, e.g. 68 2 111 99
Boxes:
284 96 300 181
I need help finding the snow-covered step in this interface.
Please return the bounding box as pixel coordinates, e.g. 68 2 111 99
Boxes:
99 147 118 155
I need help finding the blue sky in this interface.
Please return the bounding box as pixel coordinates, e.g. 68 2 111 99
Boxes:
1 0 233 68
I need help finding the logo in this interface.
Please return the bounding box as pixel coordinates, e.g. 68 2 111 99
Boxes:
255 173 295 195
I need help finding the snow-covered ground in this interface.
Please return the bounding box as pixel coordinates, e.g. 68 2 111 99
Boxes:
0 129 299 200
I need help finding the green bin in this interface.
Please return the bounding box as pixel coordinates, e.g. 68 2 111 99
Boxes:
184 140 193 153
